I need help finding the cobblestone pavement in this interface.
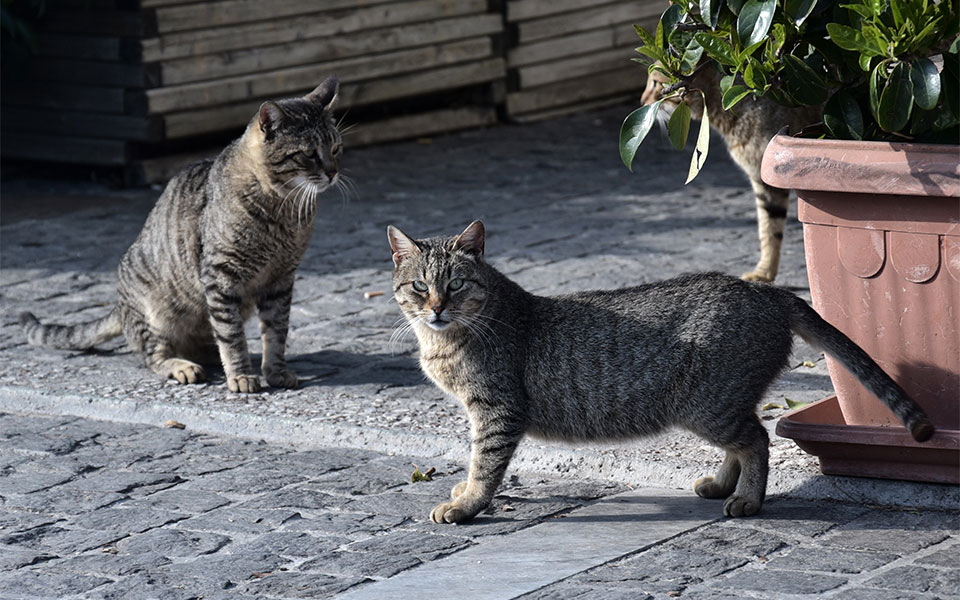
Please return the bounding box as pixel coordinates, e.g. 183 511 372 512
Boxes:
3 106 841 497
0 412 957 600
1 104 958 597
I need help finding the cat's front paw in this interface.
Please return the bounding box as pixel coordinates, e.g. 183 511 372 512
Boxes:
722 495 762 517
227 374 261 393
169 360 206 385
265 368 298 389
430 501 476 524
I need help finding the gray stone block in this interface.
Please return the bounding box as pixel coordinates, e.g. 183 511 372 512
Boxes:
181 466 307 495
665 524 788 559
299 550 421 579
346 530 471 561
233 531 349 558
126 488 231 514
238 485 341 510
866 565 960 596
280 512 408 537
55 551 172 577
3 523 123 554
174 506 301 535
0 568 112 599
714 567 847 594
116 528 231 558
764 545 899 574
0 488 126 514
70 507 187 533
238 572 368 598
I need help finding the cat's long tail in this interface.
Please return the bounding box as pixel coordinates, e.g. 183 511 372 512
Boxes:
785 295 934 442
19 308 122 350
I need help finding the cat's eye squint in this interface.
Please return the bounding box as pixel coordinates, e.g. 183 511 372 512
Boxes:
448 278 464 291
412 281 428 292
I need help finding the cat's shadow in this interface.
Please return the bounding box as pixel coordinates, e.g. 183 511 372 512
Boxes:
284 349 425 389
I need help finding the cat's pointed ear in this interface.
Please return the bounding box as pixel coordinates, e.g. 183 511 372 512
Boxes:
258 101 287 136
453 220 485 258
387 225 420 267
305 76 339 109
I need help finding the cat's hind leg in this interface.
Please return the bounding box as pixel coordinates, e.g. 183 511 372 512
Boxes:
124 313 206 384
742 180 789 283
720 417 769 517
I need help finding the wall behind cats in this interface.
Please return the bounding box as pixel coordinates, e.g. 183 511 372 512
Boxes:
0 0 664 185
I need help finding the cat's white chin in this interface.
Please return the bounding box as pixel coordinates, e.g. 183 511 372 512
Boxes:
424 320 452 332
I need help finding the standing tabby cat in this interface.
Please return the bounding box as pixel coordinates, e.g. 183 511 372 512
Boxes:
388 221 933 523
643 65 821 282
21 76 343 393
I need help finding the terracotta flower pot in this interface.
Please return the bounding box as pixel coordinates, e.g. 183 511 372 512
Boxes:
762 134 960 484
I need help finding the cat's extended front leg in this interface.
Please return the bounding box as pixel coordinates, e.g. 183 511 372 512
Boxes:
431 415 524 524
203 282 259 393
257 282 297 389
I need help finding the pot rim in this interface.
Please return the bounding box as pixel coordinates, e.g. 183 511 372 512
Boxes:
760 133 960 198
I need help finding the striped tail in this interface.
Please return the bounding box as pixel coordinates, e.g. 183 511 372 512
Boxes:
785 295 934 442
20 308 122 350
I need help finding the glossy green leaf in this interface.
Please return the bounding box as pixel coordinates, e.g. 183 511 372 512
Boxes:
694 32 738 66
869 61 882 120
667 102 692 150
685 92 711 184
620 100 663 171
911 58 941 110
858 53 873 71
743 59 768 90
634 24 657 47
823 90 864 139
860 25 888 56
950 35 960 55
635 45 668 65
737 0 777 49
877 62 914 132
827 23 882 56
658 4 684 49
890 0 904 28
701 0 721 29
770 23 786 53
679 41 705 75
785 0 818 26
910 106 939 135
722 84 752 109
841 3 873 19
780 54 829 105
727 0 746 15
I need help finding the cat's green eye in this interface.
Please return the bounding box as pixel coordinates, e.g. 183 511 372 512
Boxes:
412 281 429 292
448 278 464 291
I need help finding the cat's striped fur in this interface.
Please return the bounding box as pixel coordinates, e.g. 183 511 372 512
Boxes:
21 77 343 393
388 221 934 523
643 65 822 283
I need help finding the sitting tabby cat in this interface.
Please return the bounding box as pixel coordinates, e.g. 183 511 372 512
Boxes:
21 76 343 393
388 221 933 523
643 65 821 282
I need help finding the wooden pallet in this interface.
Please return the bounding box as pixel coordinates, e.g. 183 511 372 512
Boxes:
1 0 506 176
503 0 663 121
2 0 666 177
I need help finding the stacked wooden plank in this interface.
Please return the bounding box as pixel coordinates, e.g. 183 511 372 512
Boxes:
2 0 506 182
504 0 665 122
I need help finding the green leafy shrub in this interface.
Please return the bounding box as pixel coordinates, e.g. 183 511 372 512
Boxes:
621 0 959 181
